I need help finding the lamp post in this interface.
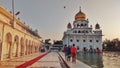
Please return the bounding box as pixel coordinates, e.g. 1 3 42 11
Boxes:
12 0 20 25
12 0 14 26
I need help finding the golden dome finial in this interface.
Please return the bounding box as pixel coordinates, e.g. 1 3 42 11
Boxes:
75 7 86 20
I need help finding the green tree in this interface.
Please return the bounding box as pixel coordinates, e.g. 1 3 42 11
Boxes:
103 38 120 51
45 39 51 44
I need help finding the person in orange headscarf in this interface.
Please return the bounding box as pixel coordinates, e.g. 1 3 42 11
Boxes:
71 44 77 63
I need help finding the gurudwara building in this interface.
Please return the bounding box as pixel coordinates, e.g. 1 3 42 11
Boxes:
0 6 43 61
62 8 103 53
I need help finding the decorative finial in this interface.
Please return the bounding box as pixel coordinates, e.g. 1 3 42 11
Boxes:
79 6 81 12
90 25 92 28
87 18 88 21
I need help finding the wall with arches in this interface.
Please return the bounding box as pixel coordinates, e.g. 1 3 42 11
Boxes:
0 6 43 61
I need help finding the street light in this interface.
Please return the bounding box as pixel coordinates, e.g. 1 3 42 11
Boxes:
12 0 14 24
11 0 20 27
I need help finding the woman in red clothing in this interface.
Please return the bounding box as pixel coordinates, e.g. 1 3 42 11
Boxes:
71 44 77 63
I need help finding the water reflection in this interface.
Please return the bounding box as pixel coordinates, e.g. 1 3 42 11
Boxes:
103 52 120 68
77 52 103 68
77 52 120 68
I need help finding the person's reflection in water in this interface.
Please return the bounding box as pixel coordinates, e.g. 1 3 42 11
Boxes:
77 52 103 68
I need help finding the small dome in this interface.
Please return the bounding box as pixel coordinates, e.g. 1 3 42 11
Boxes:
75 10 86 20
95 23 100 29
67 23 72 29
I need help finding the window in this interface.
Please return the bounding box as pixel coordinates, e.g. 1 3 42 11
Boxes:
81 24 83 26
77 39 79 42
70 39 73 42
82 31 84 33
90 30 92 33
77 24 80 27
90 40 92 42
96 40 99 42
84 24 87 26
83 40 86 42
77 46 79 50
78 31 81 33
75 30 77 33
86 31 88 33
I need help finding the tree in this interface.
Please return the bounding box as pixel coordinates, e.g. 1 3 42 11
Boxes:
53 40 63 44
103 38 120 51
45 39 51 44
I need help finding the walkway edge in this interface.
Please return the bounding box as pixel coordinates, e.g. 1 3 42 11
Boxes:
16 52 50 68
59 52 91 68
58 52 70 68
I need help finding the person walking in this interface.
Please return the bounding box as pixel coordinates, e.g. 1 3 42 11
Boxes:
63 45 67 60
71 44 77 63
66 45 71 61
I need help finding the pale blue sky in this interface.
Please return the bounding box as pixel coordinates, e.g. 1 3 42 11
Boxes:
0 0 120 41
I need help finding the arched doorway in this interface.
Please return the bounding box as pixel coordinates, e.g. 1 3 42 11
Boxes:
0 39 2 59
14 35 19 57
20 37 24 56
96 47 101 53
82 47 87 53
33 42 35 53
6 33 12 58
31 45 32 54
35 46 36 53
28 40 31 54
31 41 34 54
36 46 39 52
25 39 28 55
89 45 93 53
34 43 36 53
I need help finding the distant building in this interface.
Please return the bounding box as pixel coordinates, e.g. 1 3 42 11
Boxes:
0 6 43 61
62 8 103 52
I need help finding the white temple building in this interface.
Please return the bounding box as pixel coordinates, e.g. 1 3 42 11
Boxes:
62 8 103 53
